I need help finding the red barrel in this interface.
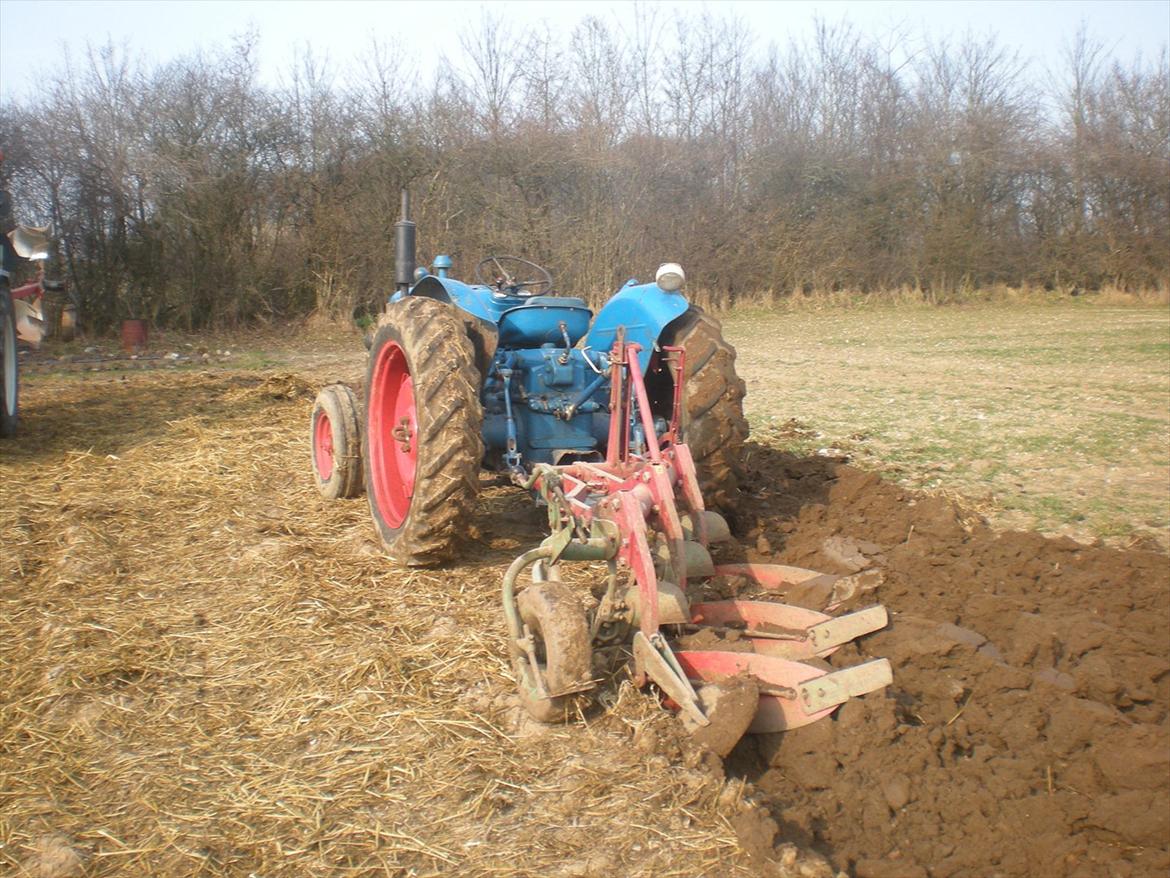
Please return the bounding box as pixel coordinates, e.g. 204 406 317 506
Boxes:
121 319 147 353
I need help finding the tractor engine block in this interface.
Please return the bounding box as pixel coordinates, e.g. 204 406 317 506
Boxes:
481 346 614 467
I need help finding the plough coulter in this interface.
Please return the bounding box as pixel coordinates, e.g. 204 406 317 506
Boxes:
311 191 891 754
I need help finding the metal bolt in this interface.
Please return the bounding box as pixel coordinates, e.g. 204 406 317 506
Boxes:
391 417 413 453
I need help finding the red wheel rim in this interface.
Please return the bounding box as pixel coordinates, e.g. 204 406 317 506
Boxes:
314 410 334 482
369 341 417 528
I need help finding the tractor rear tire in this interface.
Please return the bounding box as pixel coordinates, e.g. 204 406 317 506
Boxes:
311 383 363 500
515 582 593 723
363 296 483 566
1 284 18 439
659 306 748 511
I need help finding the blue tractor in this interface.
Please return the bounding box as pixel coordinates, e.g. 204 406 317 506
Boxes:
309 192 890 745
310 191 748 567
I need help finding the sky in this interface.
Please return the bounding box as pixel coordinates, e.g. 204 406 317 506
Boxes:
0 0 1167 101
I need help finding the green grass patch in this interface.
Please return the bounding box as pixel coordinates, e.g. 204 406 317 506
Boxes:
725 302 1170 548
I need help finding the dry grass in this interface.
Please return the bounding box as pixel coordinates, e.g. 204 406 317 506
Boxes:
0 370 808 877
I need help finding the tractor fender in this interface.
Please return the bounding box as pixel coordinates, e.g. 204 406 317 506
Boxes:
402 275 502 377
402 275 511 323
582 281 689 371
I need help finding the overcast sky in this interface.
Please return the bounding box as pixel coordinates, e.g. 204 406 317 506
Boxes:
1 0 1167 101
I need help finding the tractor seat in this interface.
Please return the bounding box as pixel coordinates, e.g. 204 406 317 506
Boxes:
523 295 588 310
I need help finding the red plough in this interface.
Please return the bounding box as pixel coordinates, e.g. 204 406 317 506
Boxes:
503 336 892 752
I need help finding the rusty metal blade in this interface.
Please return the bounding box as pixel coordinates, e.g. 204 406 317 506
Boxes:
674 649 835 732
691 600 830 630
626 581 691 626
713 563 838 592
749 639 830 659
691 599 835 658
10 225 51 260
14 298 46 347
805 606 888 654
634 632 707 726
682 511 731 544
657 540 715 578
689 602 889 660
683 540 715 578
752 694 838 732
797 659 893 714
674 650 893 733
675 646 823 687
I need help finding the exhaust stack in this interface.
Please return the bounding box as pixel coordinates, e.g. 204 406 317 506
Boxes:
394 188 416 293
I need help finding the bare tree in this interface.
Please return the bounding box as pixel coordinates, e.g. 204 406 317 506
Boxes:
454 12 526 138
1 6 1165 330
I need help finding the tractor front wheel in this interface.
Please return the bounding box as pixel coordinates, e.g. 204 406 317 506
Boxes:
363 296 483 566
658 306 748 511
515 582 593 723
1 284 18 438
311 383 363 499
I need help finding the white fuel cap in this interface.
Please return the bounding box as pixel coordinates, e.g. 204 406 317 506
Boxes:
655 263 685 292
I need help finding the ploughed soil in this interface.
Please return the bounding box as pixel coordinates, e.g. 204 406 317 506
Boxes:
723 445 1170 877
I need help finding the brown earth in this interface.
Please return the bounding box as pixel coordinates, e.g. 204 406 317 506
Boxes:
721 446 1170 877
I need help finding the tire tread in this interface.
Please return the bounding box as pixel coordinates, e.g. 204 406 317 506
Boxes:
363 297 483 566
660 306 749 511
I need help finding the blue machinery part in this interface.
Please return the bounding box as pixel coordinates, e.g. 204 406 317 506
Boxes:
583 279 689 373
391 267 690 469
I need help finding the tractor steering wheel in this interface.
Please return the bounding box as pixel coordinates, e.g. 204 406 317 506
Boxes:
474 255 554 296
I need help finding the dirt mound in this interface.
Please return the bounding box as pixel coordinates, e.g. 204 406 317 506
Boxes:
725 445 1170 877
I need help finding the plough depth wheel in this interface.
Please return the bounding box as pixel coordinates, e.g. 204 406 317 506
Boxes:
363 297 483 566
310 384 363 499
516 582 593 723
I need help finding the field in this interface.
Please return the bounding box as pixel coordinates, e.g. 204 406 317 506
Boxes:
1 301 1167 877
728 302 1170 550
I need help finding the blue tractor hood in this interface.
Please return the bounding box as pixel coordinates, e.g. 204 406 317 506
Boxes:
408 276 593 347
408 275 515 324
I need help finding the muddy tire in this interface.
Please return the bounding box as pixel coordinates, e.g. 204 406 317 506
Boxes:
516 582 593 723
311 384 363 499
363 296 483 566
658 306 748 510
1 284 18 438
